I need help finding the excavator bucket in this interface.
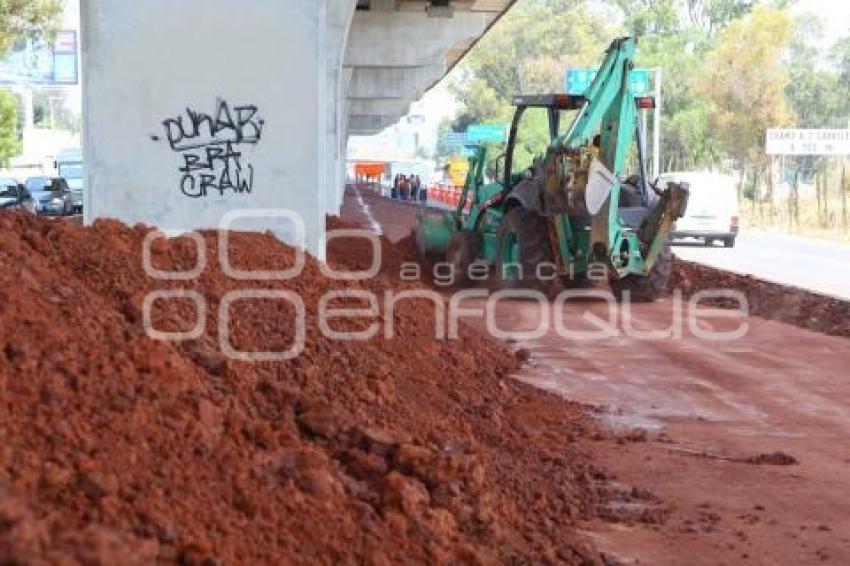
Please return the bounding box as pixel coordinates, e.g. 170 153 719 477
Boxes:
413 208 456 260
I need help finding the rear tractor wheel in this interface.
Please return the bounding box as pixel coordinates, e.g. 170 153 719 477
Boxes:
496 207 555 290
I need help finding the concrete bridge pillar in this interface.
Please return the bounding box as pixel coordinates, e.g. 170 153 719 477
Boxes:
81 0 512 257
326 0 358 216
82 0 355 259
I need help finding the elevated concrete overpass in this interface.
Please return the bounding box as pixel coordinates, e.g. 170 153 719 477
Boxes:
81 0 513 259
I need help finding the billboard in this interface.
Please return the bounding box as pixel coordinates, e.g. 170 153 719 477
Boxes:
0 30 79 86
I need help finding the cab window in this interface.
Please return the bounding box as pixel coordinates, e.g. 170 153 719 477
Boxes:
511 107 550 175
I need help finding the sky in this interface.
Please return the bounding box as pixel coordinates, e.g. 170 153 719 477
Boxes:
795 0 850 45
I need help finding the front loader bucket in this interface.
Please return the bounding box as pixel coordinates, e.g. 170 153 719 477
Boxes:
414 209 456 260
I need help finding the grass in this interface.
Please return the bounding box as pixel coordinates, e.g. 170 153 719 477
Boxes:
742 197 850 245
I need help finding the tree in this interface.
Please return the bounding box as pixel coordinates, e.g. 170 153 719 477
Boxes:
831 35 850 94
446 0 617 171
0 0 63 57
786 13 846 128
613 0 680 35
0 91 21 166
684 0 753 37
697 7 793 166
33 89 81 132
434 117 460 159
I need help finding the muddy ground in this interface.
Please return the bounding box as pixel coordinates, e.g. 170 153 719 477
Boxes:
2 190 847 565
343 188 850 565
0 208 653 564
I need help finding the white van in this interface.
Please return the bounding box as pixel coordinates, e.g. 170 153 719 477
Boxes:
659 171 740 248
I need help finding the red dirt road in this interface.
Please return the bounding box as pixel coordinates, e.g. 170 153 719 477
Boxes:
342 188 850 565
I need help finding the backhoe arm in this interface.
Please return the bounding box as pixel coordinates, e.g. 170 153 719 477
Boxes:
547 37 687 277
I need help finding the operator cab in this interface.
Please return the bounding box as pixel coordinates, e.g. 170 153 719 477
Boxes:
499 93 657 223
500 95 586 189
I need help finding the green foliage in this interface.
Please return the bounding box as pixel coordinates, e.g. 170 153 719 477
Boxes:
0 90 21 166
0 0 63 57
830 35 850 92
614 0 680 35
457 0 617 100
683 0 753 36
33 89 81 132
443 0 847 179
511 107 552 173
785 14 847 128
697 6 793 164
435 117 459 159
445 0 616 171
634 33 716 170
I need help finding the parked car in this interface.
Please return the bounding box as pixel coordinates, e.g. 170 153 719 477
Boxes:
25 176 75 216
661 171 740 248
0 178 35 213
56 148 84 213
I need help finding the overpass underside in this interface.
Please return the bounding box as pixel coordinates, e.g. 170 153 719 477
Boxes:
81 0 512 259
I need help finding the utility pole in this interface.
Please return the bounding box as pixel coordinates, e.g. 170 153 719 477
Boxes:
653 67 662 179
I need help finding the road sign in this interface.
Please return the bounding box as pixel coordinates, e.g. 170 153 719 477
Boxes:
467 124 507 143
443 132 467 147
565 68 651 96
766 129 850 156
448 157 469 187
52 31 78 85
566 69 596 95
629 69 651 96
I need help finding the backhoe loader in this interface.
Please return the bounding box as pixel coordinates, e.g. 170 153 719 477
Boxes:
414 36 689 301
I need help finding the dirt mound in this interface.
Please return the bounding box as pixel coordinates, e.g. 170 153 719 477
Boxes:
670 259 850 338
0 211 603 564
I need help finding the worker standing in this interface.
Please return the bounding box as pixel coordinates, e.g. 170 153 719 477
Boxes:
412 175 421 202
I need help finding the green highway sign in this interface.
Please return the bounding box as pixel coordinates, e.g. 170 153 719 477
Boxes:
443 132 467 147
629 69 651 95
467 124 507 143
565 69 596 95
565 68 651 96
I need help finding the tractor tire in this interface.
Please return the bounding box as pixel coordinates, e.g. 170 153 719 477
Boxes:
609 241 673 303
496 207 554 290
446 230 482 286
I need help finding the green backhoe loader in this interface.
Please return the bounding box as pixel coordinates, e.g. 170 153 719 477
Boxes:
414 36 690 301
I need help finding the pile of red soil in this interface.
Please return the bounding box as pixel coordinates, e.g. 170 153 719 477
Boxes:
670 259 850 338
0 211 604 564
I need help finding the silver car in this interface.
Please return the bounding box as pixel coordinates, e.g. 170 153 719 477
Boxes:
25 176 75 216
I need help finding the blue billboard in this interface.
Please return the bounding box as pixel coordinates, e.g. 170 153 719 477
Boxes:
0 30 78 86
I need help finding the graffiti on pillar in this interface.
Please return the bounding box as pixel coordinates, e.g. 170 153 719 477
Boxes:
152 99 265 199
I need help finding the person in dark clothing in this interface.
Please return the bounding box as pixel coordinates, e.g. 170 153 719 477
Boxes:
391 174 399 199
411 175 420 202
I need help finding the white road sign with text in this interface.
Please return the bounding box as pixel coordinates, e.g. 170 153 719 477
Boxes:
766 129 850 156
